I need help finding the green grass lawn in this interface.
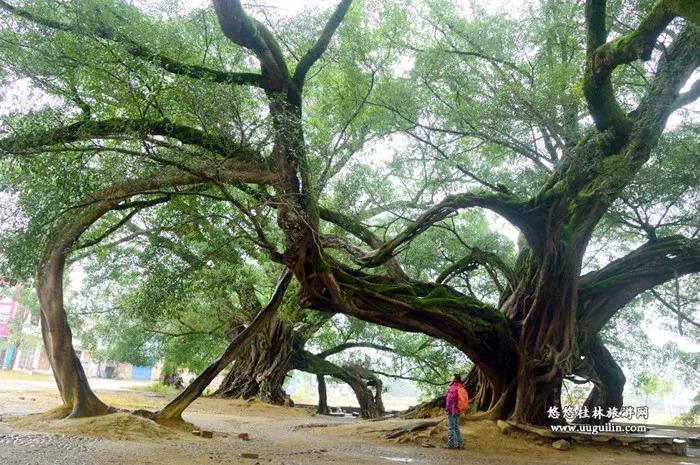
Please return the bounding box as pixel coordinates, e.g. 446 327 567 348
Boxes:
0 369 53 382
129 382 180 397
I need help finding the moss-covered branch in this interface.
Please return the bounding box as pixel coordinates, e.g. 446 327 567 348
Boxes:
582 0 700 143
355 191 534 267
578 235 700 334
0 0 263 88
0 118 263 165
212 0 290 92
324 266 518 393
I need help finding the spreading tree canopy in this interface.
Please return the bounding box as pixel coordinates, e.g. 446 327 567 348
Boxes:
0 0 698 424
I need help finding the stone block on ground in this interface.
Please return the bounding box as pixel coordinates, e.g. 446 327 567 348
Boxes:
552 439 570 451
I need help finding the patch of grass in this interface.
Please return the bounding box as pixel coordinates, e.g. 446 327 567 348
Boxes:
0 369 53 382
130 382 179 397
96 391 166 411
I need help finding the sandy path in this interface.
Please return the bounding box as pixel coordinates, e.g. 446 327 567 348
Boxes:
0 389 698 465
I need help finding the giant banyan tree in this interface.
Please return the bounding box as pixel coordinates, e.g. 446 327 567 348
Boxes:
0 0 699 425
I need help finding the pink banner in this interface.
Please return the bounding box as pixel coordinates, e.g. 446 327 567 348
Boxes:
0 299 16 338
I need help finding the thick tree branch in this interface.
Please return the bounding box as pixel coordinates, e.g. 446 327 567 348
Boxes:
632 25 700 136
316 341 402 359
212 0 289 92
323 266 518 392
436 247 516 291
578 235 700 333
0 118 265 167
355 192 533 267
292 0 352 89
583 0 700 140
0 0 263 87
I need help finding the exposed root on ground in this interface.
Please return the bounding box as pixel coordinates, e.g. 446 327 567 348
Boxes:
383 420 444 440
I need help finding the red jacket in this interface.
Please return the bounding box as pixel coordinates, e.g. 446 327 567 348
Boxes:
445 381 463 414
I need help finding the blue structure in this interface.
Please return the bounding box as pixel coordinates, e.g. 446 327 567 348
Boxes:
2 344 15 369
131 365 153 380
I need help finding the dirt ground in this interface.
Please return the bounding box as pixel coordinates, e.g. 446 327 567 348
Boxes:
0 387 698 465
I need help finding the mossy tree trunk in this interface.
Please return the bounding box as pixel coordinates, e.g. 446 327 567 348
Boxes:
154 270 292 421
317 374 329 415
294 350 386 419
36 254 112 418
215 316 303 404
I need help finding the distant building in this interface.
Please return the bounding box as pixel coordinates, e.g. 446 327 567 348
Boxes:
1 284 156 381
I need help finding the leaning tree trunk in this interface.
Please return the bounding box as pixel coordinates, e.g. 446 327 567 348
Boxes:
578 337 625 424
216 315 303 404
295 351 385 419
317 374 329 415
36 254 111 418
153 270 292 421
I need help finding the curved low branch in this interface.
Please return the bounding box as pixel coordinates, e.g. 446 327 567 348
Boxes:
34 162 272 417
354 192 532 267
294 350 385 418
320 266 518 394
0 118 257 160
316 341 402 359
578 235 700 333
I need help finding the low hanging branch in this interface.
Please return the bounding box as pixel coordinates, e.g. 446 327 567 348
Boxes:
152 268 292 420
0 118 254 160
355 191 532 267
578 235 700 333
294 350 386 419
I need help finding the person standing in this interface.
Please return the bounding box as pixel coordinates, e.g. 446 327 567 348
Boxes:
445 373 468 449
